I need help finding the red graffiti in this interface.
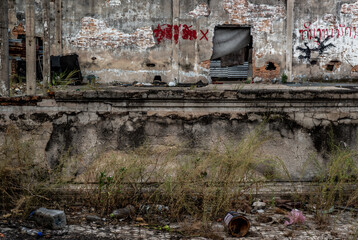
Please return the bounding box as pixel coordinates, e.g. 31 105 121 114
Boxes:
153 24 167 44
200 29 209 41
153 24 208 44
174 24 181 44
182 25 197 40
299 21 358 44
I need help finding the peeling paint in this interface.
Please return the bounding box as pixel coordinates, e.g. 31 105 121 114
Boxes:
188 4 210 18
105 0 122 6
69 17 155 50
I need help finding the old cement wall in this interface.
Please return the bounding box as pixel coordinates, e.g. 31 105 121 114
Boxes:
293 0 358 82
1 86 358 181
8 0 358 82
9 0 287 83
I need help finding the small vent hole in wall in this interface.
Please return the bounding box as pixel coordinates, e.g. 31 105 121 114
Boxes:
326 60 341 72
154 75 162 82
146 63 156 67
266 62 276 71
326 64 334 71
310 60 318 65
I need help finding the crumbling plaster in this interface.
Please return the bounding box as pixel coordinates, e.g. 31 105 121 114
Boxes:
9 0 358 82
9 0 290 83
293 0 358 81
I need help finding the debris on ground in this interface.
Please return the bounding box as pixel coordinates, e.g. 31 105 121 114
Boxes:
85 215 102 223
110 205 135 220
284 209 306 226
252 200 266 210
224 211 250 237
0 207 357 239
32 208 67 230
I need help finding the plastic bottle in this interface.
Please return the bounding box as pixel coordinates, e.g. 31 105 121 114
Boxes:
20 227 42 237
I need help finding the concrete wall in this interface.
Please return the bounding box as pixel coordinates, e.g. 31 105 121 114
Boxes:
293 0 358 82
8 0 358 83
1 87 358 181
8 0 287 84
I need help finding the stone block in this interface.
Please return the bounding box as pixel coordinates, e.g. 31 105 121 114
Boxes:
33 208 67 230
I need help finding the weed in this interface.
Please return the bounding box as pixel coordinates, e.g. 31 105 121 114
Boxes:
281 73 288 83
82 122 276 230
0 125 50 214
300 127 358 225
50 70 80 87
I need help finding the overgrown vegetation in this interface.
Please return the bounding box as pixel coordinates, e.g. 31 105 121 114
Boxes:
50 70 80 87
300 127 358 224
0 125 50 215
1 122 358 236
81 123 283 225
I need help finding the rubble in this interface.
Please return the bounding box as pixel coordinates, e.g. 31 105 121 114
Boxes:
0 205 357 239
32 208 67 230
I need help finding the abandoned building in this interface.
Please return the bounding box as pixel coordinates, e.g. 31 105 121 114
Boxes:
1 1 358 182
2 0 358 91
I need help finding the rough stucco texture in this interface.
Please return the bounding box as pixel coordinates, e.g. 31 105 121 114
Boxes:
293 0 358 81
70 17 155 49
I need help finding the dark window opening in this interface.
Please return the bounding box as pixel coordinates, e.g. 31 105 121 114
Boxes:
210 26 253 82
10 34 83 87
266 62 276 71
9 35 43 82
146 63 156 67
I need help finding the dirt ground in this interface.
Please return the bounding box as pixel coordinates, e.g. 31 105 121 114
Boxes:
1 205 357 240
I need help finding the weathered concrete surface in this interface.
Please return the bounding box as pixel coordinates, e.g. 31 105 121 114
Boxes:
293 0 358 82
8 0 287 83
9 0 358 83
1 85 358 180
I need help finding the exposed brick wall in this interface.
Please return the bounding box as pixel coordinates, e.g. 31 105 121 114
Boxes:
253 64 280 80
69 17 155 49
341 2 358 23
222 0 286 33
188 4 210 18
200 60 211 69
12 23 25 38
253 51 281 81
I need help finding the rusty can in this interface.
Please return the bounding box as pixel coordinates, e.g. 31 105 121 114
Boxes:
224 211 250 237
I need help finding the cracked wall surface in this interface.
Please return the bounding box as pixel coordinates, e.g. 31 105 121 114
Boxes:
1 88 358 180
293 0 358 81
9 0 358 83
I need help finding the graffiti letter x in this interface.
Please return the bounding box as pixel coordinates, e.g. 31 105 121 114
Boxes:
200 30 209 41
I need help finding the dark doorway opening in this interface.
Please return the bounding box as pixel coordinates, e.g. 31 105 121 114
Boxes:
210 26 253 83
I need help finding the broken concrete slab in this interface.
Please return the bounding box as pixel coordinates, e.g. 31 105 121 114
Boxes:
33 208 67 230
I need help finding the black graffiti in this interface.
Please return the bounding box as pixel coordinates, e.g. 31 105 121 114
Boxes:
297 36 335 63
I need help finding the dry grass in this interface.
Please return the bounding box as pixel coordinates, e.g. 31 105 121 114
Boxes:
81 122 281 226
300 127 358 224
0 125 51 214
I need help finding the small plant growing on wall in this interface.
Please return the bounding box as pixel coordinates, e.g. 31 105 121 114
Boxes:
281 73 288 83
50 70 80 87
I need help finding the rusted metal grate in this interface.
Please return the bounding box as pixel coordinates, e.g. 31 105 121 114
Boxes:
210 60 249 79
